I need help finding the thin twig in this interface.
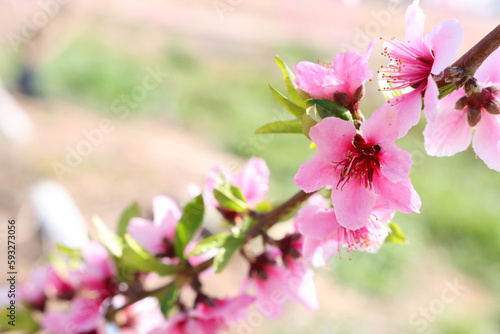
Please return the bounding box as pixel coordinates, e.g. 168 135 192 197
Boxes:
437 24 500 88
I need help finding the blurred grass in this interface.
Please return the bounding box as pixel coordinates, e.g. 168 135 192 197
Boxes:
28 34 317 197
2 32 500 332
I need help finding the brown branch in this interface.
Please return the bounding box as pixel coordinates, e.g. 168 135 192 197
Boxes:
106 280 177 320
453 24 500 73
246 190 315 239
437 24 500 88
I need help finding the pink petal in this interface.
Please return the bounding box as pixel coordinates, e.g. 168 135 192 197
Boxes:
404 0 426 47
296 205 340 238
81 242 115 279
472 112 500 172
124 297 165 334
425 19 463 75
127 218 165 255
188 247 218 267
203 164 231 207
302 237 340 267
424 92 471 156
294 154 336 193
287 260 319 310
475 47 500 85
197 295 254 323
309 116 357 162
153 196 181 240
307 193 330 208
232 157 270 205
374 177 421 214
393 88 423 138
331 181 377 229
254 273 286 319
66 298 103 333
333 50 373 97
42 312 69 333
378 142 413 183
294 61 338 99
360 103 399 144
423 75 439 122
363 38 377 60
371 203 396 223
19 267 48 305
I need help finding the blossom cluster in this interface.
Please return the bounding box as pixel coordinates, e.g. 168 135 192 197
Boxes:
2 1 499 333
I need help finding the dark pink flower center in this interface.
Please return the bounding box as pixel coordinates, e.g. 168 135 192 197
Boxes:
333 134 381 189
157 238 177 258
249 253 276 281
277 233 302 266
378 38 434 92
455 86 500 127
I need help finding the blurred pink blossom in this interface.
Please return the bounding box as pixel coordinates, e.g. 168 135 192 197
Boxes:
149 294 254 334
128 196 180 257
204 157 270 208
246 247 318 319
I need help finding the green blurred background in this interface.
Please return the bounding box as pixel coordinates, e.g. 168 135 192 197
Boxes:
1 0 500 333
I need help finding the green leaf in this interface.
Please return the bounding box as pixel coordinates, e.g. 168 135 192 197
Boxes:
159 281 179 317
255 119 303 135
302 113 318 140
269 85 306 118
438 83 456 100
122 234 178 275
174 195 205 258
385 222 408 244
254 200 273 213
56 244 82 257
213 235 246 273
213 186 248 212
229 184 246 202
240 217 257 233
92 216 123 257
307 98 353 121
0 308 39 333
275 56 309 108
117 202 141 238
187 234 230 257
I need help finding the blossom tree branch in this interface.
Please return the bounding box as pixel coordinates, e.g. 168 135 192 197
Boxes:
437 24 500 88
246 190 315 239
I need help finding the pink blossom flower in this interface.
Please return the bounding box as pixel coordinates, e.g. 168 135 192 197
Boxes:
194 294 254 324
46 265 76 300
204 158 270 208
247 247 318 319
148 295 254 334
294 105 421 229
77 241 117 296
42 297 107 334
294 41 375 116
424 48 500 171
19 267 48 310
127 196 214 266
296 203 393 266
294 43 374 100
149 312 218 334
128 195 181 257
121 297 165 334
380 0 463 137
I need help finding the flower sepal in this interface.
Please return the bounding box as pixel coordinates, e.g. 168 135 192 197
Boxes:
305 98 353 121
